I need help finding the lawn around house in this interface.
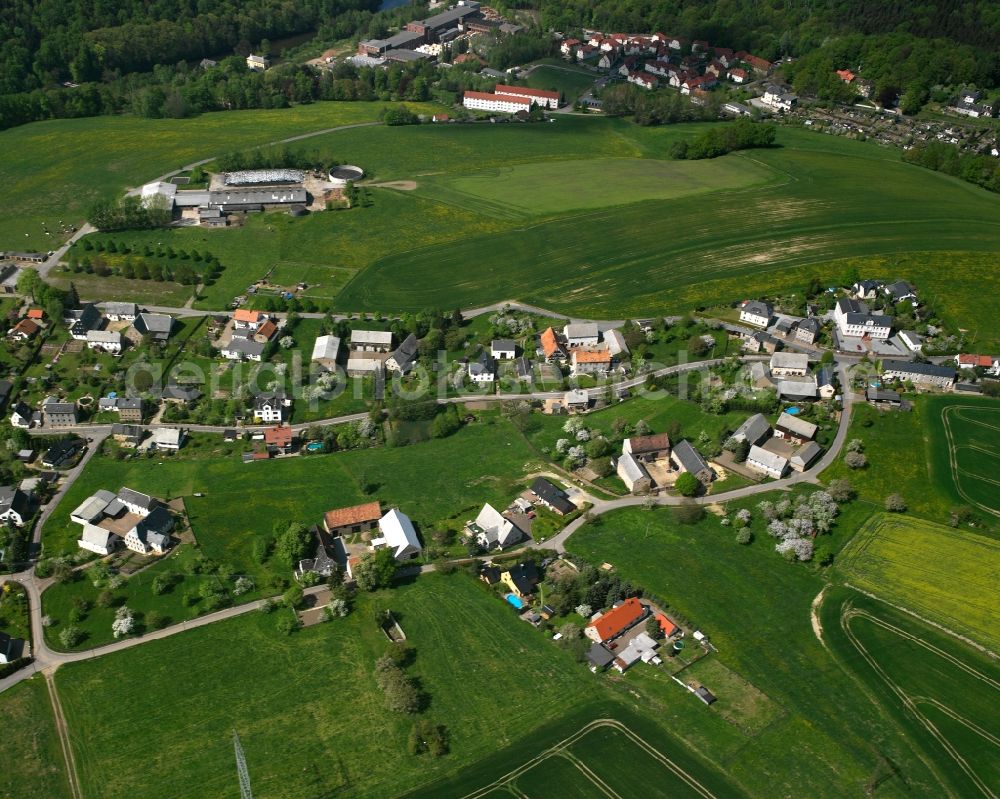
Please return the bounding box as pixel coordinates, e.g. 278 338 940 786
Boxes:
558 500 965 799
0 678 72 799
837 513 1000 651
52 572 723 799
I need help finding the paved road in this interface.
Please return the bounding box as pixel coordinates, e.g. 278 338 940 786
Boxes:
0 356 855 694
537 358 857 553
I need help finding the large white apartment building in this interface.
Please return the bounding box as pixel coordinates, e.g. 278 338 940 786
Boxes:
494 84 560 109
834 298 892 340
463 91 531 114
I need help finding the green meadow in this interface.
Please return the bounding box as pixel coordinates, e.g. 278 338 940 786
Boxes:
0 677 72 799
52 573 736 799
0 101 443 251
838 513 1000 650
822 590 1000 798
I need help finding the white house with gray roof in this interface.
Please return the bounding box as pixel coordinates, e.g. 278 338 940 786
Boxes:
670 440 714 485
834 298 891 340
222 336 265 361
769 351 809 377
604 329 629 357
98 302 138 321
789 442 822 472
372 508 422 561
729 413 770 446
881 359 955 389
386 334 419 374
739 300 773 328
350 329 393 352
311 335 341 369
563 323 599 348
746 445 788 478
774 412 817 444
469 503 523 550
490 339 517 360
617 452 652 493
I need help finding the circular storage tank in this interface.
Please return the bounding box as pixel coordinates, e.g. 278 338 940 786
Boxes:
328 165 364 187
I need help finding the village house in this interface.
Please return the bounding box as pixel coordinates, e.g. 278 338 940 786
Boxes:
866 387 901 407
729 413 771 446
775 376 819 401
99 301 138 321
881 359 956 389
585 597 649 643
222 336 265 361
151 427 185 450
111 423 144 447
628 72 658 90
728 67 748 83
670 440 714 486
852 280 883 300
571 347 611 376
77 526 119 556
743 330 780 354
133 312 174 342
762 84 796 111
603 329 629 358
530 477 576 515
42 397 77 427
263 424 294 455
468 353 496 384
0 486 30 527
253 318 278 344
246 53 269 71
86 330 123 354
294 526 339 579
899 331 924 352
617 452 652 493
500 561 539 600
494 84 560 109
623 433 671 463
883 280 918 305
539 327 567 362
323 501 382 536
98 396 143 421
795 317 821 344
746 444 788 478
834 298 892 340
350 329 393 353
71 487 173 556
42 439 77 468
65 304 100 339
468 503 523 550
253 392 291 423
739 300 773 328
311 335 341 370
233 309 266 330
123 507 174 555
8 318 40 341
385 334 419 374
773 412 817 445
789 441 822 472
371 508 422 561
815 367 837 399
515 356 533 382
346 357 384 377
613 631 662 673
491 339 517 360
956 354 1000 376
769 351 809 377
563 322 600 348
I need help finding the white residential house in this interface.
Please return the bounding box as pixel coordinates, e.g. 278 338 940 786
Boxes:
881 360 955 389
0 486 30 527
10 402 34 429
123 507 174 555
834 298 892 340
746 445 788 478
739 300 773 328
762 84 796 111
789 442 822 472
346 358 384 377
728 413 770 446
254 393 291 423
117 487 157 516
99 302 138 321
385 334 419 374
468 353 496 384
795 318 821 344
774 413 818 444
470 503 522 550
86 329 123 354
372 508 422 561
221 336 265 361
899 331 924 352
490 339 517 360
604 329 629 357
151 427 185 450
350 329 393 352
563 322 599 348
246 54 269 71
462 91 531 114
769 351 809 377
571 347 611 376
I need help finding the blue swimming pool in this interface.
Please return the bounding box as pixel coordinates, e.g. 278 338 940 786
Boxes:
505 594 524 610
786 406 801 415
305 442 324 452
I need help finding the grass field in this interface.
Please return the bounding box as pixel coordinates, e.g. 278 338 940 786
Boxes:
923 395 1000 518
52 572 734 799
418 156 776 218
837 513 1000 651
821 398 954 523
42 418 543 575
0 101 443 251
822 589 1000 798
560 501 964 798
520 64 598 105
0 677 72 799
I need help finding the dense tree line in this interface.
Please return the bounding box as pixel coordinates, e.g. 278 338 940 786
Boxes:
87 195 173 231
903 140 1000 195
672 118 777 160
598 83 723 125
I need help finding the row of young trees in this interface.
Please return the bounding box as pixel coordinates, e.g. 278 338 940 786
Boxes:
87 196 172 231
671 118 777 160
903 140 1000 196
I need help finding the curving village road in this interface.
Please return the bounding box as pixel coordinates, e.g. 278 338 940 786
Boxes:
0 355 858 695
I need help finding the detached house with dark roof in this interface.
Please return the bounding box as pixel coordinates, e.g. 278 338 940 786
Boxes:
739 300 773 328
881 359 955 389
622 433 671 463
670 440 714 486
530 477 576 515
385 334 419 375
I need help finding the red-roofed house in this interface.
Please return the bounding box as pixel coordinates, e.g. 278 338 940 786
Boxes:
539 327 567 362
263 424 294 454
585 598 649 643
628 72 658 90
323 501 382 536
8 318 40 341
742 54 772 73
494 84 561 109
27 308 44 320
656 613 678 638
957 354 999 375
836 69 856 83
233 309 265 330
728 67 749 84
571 347 611 375
463 91 531 114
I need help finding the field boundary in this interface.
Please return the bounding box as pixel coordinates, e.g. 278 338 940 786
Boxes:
458 718 721 799
939 404 1000 518
45 673 82 799
840 603 999 799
